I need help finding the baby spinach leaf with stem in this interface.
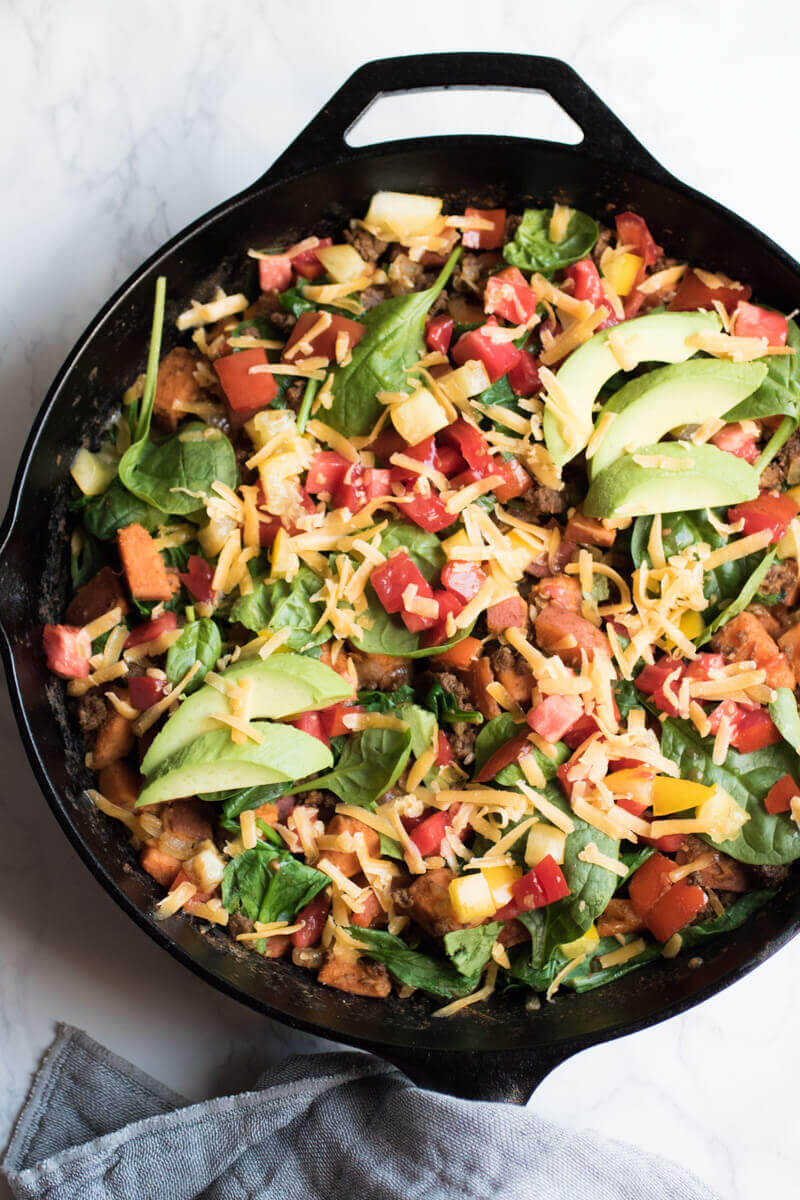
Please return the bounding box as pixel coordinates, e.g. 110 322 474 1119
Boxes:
503 208 598 277
289 727 413 808
165 618 222 694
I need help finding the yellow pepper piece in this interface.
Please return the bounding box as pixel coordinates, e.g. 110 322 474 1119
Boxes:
441 528 471 557
524 822 567 867
665 609 705 652
559 924 599 960
391 387 450 444
449 873 497 924
481 863 522 909
651 776 715 816
605 766 655 809
697 789 749 843
603 252 644 297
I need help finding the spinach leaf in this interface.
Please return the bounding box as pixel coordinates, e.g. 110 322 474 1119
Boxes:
517 909 551 970
325 248 461 436
165 618 222 693
503 208 598 277
472 713 568 786
352 590 472 659
230 564 331 650
357 685 416 713
70 529 107 589
349 928 482 998
379 832 405 860
444 923 502 977
217 783 287 835
119 422 238 517
222 841 329 925
660 718 800 864
423 680 482 725
291 727 412 807
401 704 437 760
724 317 800 421
696 548 776 647
613 679 642 719
544 784 620 945
377 520 446 580
278 287 342 320
632 511 765 608
84 478 164 540
769 688 800 754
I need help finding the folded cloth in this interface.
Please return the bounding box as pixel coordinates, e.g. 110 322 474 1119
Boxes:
2 1024 719 1200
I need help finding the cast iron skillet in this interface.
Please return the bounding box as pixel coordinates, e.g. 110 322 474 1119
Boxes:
2 53 799 1104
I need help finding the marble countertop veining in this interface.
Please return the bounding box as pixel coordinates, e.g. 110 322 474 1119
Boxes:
2 3 799 1196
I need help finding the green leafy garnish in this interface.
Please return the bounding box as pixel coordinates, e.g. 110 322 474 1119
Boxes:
769 688 800 754
230 564 331 650
290 727 412 807
503 208 598 277
221 841 329 925
444 924 502 977
423 680 482 726
165 618 222 694
696 547 776 647
349 927 484 998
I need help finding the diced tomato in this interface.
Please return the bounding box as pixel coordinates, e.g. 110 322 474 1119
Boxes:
291 893 331 947
451 319 522 382
282 310 365 364
291 711 330 747
123 612 178 650
615 212 663 271
486 595 528 633
484 267 538 325
370 550 433 615
306 450 351 496
711 422 760 464
534 855 571 904
645 881 707 942
561 712 601 750
476 731 529 783
439 419 494 473
389 436 438 485
527 694 583 743
616 795 650 818
764 773 800 815
214 348 277 418
556 760 574 799
635 657 686 717
319 702 364 739
178 555 216 604
669 270 751 315
410 809 452 856
493 456 531 502
425 314 454 355
628 853 675 919
436 730 453 767
462 207 506 250
564 258 618 329
259 254 293 292
433 588 463 622
401 489 454 533
290 236 333 280
434 442 466 477
642 833 685 853
728 706 781 753
728 492 799 544
441 561 487 603
507 349 541 397
334 465 392 514
42 624 92 679
733 301 788 347
128 675 169 710
684 653 725 682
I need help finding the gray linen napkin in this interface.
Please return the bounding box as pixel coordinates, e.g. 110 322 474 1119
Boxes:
2 1024 719 1200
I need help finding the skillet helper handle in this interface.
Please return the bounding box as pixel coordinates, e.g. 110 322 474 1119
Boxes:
258 51 672 185
379 1043 569 1105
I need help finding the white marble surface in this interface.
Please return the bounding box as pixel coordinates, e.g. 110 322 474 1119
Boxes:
1 2 799 1196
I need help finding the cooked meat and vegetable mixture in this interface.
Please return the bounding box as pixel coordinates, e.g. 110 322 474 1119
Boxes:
44 191 800 1011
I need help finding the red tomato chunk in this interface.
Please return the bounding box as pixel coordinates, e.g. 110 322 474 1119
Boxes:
42 624 92 679
214 348 277 417
727 492 799 544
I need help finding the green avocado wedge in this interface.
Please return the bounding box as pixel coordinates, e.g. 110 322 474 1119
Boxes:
588 359 768 478
583 441 759 519
543 311 721 468
136 722 333 807
140 653 351 777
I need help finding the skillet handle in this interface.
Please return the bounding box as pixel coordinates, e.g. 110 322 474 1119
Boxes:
379 1043 570 1105
258 52 673 186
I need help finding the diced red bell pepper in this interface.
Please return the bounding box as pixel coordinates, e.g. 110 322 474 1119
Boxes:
564 259 618 329
615 212 663 270
462 207 506 250
561 712 601 751
290 236 333 281
334 464 392 514
439 419 494 473
128 675 169 710
642 833 685 853
684 653 725 682
493 456 531 502
291 711 330 747
534 854 571 904
425 314 454 355
306 451 351 496
727 492 799 544
441 561 487 603
616 795 650 818
214 348 277 418
259 254 293 292
370 549 433 615
389 435 438 485
476 731 529 783
436 730 453 767
291 893 331 947
319 702 364 739
645 881 707 942
669 270 751 315
628 853 676 919
282 310 365 364
451 319 522 382
434 442 467 476
764 773 800 814
484 267 538 325
728 706 781 754
179 555 216 604
710 422 760 464
410 809 453 856
42 624 92 679
401 489 454 533
527 694 583 743
507 349 541 397
635 657 686 717
733 301 788 347
123 612 178 650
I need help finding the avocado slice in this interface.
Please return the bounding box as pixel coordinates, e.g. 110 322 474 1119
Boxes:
583 441 759 519
588 359 768 478
136 721 333 807
543 311 721 468
141 653 351 777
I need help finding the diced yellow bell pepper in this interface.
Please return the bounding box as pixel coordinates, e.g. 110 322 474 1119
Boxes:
651 776 715 816
559 924 599 960
364 191 443 241
436 360 491 405
315 244 366 283
605 766 655 809
391 387 450 444
602 252 643 297
524 822 567 867
449 873 497 924
665 608 706 653
481 863 522 909
441 528 471 558
697 789 750 844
